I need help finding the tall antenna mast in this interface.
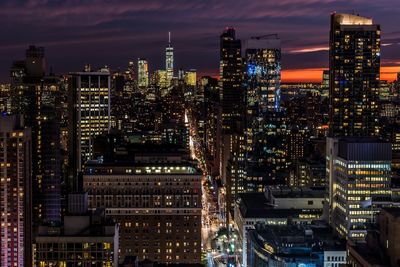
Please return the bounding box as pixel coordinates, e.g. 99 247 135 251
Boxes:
168 31 171 44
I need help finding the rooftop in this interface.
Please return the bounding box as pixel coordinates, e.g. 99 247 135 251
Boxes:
237 193 322 218
333 13 373 25
267 186 325 199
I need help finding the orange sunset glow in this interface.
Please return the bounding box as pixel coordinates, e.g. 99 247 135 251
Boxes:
282 66 400 83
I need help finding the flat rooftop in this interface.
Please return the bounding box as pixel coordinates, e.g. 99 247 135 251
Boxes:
238 193 322 218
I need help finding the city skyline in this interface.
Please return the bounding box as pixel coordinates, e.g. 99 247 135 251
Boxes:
0 0 400 82
2 2 400 266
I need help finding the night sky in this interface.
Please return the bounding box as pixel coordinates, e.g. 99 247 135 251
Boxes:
1 0 400 82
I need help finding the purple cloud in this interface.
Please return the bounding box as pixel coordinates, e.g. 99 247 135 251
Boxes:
0 0 399 81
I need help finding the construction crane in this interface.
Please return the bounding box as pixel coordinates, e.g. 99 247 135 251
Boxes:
250 34 279 40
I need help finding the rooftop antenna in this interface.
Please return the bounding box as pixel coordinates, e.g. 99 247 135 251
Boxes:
168 31 171 45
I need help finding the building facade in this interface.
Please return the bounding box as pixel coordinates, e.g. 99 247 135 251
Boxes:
138 59 149 88
165 32 174 87
0 115 32 267
219 27 243 132
83 151 202 264
68 71 111 190
329 13 381 137
35 209 119 266
327 137 392 240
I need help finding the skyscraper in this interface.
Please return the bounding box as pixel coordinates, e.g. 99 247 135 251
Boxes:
329 13 381 137
68 71 111 190
0 115 32 267
34 76 62 224
137 58 149 88
25 45 45 77
219 28 244 209
9 47 62 225
243 36 286 189
245 37 281 112
184 69 197 87
219 27 243 132
165 32 174 86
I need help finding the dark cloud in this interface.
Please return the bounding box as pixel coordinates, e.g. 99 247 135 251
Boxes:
0 0 399 81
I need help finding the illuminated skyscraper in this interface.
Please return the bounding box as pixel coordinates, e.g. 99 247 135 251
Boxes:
184 69 197 86
243 36 286 189
155 69 168 89
245 37 281 112
219 27 243 132
137 58 149 88
68 71 111 190
165 32 174 86
329 13 381 137
0 115 32 267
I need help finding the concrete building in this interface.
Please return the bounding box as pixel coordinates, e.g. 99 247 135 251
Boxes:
184 70 196 87
35 197 119 267
246 223 346 267
347 208 400 266
327 137 392 240
83 146 202 264
0 115 32 267
68 71 111 190
377 208 400 266
165 32 174 86
9 46 62 224
138 59 149 88
234 187 325 267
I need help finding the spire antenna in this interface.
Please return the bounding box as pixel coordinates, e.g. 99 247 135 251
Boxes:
168 31 171 44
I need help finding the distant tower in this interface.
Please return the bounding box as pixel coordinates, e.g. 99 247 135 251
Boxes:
137 58 149 88
165 32 174 86
25 45 45 77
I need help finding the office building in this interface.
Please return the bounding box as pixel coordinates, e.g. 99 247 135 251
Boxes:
0 115 32 267
9 47 63 225
321 69 329 98
329 13 381 137
247 223 346 267
296 157 326 187
201 77 222 177
184 70 197 87
155 70 168 89
243 36 287 189
165 32 174 86
0 83 11 113
377 208 400 266
219 27 243 132
83 146 202 264
35 196 119 267
234 187 325 266
68 71 111 190
327 137 392 240
138 59 149 88
245 36 281 112
34 76 62 224
347 207 400 267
